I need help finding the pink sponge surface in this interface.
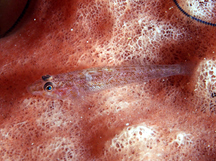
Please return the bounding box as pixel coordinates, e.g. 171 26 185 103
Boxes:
0 0 216 160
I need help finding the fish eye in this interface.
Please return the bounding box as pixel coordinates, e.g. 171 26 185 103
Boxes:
44 82 53 92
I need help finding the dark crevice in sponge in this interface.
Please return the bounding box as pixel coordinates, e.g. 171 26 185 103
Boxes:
0 0 32 38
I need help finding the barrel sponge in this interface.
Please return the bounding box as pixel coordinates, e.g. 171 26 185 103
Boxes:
76 0 188 66
102 124 195 160
0 0 216 160
178 0 216 21
194 59 216 114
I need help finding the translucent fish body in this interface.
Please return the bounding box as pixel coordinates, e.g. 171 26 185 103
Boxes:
28 64 191 99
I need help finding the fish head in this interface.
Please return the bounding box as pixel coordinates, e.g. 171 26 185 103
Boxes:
27 75 81 100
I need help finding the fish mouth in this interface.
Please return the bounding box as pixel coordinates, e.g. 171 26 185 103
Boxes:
27 80 44 95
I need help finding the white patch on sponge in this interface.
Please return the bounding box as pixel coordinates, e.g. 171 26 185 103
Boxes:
172 132 193 147
185 0 216 21
194 58 216 113
104 123 195 160
77 0 186 66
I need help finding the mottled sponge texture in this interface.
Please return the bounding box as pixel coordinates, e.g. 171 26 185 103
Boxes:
0 0 216 160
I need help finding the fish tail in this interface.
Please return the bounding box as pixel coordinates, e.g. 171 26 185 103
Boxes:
179 61 197 75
